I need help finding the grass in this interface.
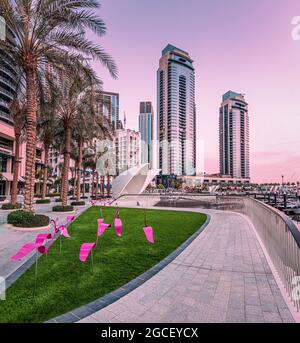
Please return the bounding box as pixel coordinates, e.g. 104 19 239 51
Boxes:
0 207 206 323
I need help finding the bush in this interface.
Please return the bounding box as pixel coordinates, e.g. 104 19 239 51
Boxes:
2 203 22 210
91 196 100 200
81 196 88 199
71 201 85 206
69 197 76 200
55 198 62 202
52 205 74 212
34 194 42 198
35 199 51 204
7 210 49 228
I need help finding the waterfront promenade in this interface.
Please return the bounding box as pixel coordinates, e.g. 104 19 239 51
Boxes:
0 199 297 323
77 207 295 323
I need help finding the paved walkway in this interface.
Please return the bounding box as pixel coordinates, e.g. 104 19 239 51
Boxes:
78 208 295 323
0 197 90 278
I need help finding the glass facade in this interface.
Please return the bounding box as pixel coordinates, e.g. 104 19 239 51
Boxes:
219 92 250 179
157 44 196 176
139 101 154 167
100 92 119 131
0 19 16 123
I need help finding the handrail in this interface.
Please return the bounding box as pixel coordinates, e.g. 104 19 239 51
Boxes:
113 193 300 312
218 196 300 311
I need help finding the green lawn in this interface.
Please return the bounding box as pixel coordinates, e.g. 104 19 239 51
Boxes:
0 207 206 323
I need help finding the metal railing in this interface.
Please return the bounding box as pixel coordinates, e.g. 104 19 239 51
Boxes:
112 193 300 311
218 196 300 311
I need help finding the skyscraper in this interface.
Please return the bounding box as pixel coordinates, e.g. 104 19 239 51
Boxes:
98 91 120 131
157 44 196 176
219 91 250 179
114 128 140 174
0 18 15 124
139 101 154 168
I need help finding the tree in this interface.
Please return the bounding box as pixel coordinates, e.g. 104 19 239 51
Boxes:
0 0 117 211
37 80 58 200
54 73 99 207
9 94 26 205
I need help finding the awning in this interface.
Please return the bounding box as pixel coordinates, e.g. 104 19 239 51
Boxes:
1 172 13 181
1 173 25 182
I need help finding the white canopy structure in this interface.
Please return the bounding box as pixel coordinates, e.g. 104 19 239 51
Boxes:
112 164 160 199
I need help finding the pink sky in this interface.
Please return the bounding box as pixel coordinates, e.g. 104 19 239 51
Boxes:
89 0 300 183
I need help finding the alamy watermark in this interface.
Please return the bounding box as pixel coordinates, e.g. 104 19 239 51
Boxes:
291 16 300 41
0 276 5 300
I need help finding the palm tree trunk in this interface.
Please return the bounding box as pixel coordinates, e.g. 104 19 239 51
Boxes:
62 126 71 207
82 167 86 198
107 175 110 197
91 170 95 198
97 173 100 199
41 146 49 200
73 167 76 198
102 176 105 197
76 140 83 202
11 132 21 205
24 68 37 212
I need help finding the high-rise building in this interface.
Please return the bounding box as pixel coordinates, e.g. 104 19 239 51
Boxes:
114 128 140 174
0 19 15 124
219 91 250 179
98 91 120 131
157 44 196 176
139 101 154 168
0 17 18 196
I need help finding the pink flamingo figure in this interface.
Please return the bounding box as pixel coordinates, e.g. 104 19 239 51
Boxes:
79 243 96 272
143 227 155 244
67 215 75 223
96 222 111 246
114 209 122 237
56 225 71 254
11 241 51 297
143 209 155 244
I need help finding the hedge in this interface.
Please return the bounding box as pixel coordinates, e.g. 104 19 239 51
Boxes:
35 199 51 204
1 203 22 210
70 201 85 206
52 205 74 212
7 210 49 228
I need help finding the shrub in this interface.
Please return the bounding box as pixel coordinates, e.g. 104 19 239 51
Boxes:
52 205 74 212
55 198 62 202
7 210 49 228
69 197 76 200
2 203 22 210
35 199 51 204
91 196 99 200
81 196 88 199
71 201 85 206
34 194 42 198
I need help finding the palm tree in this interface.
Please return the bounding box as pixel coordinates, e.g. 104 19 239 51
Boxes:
9 95 26 205
0 0 117 211
37 81 58 200
54 73 96 207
